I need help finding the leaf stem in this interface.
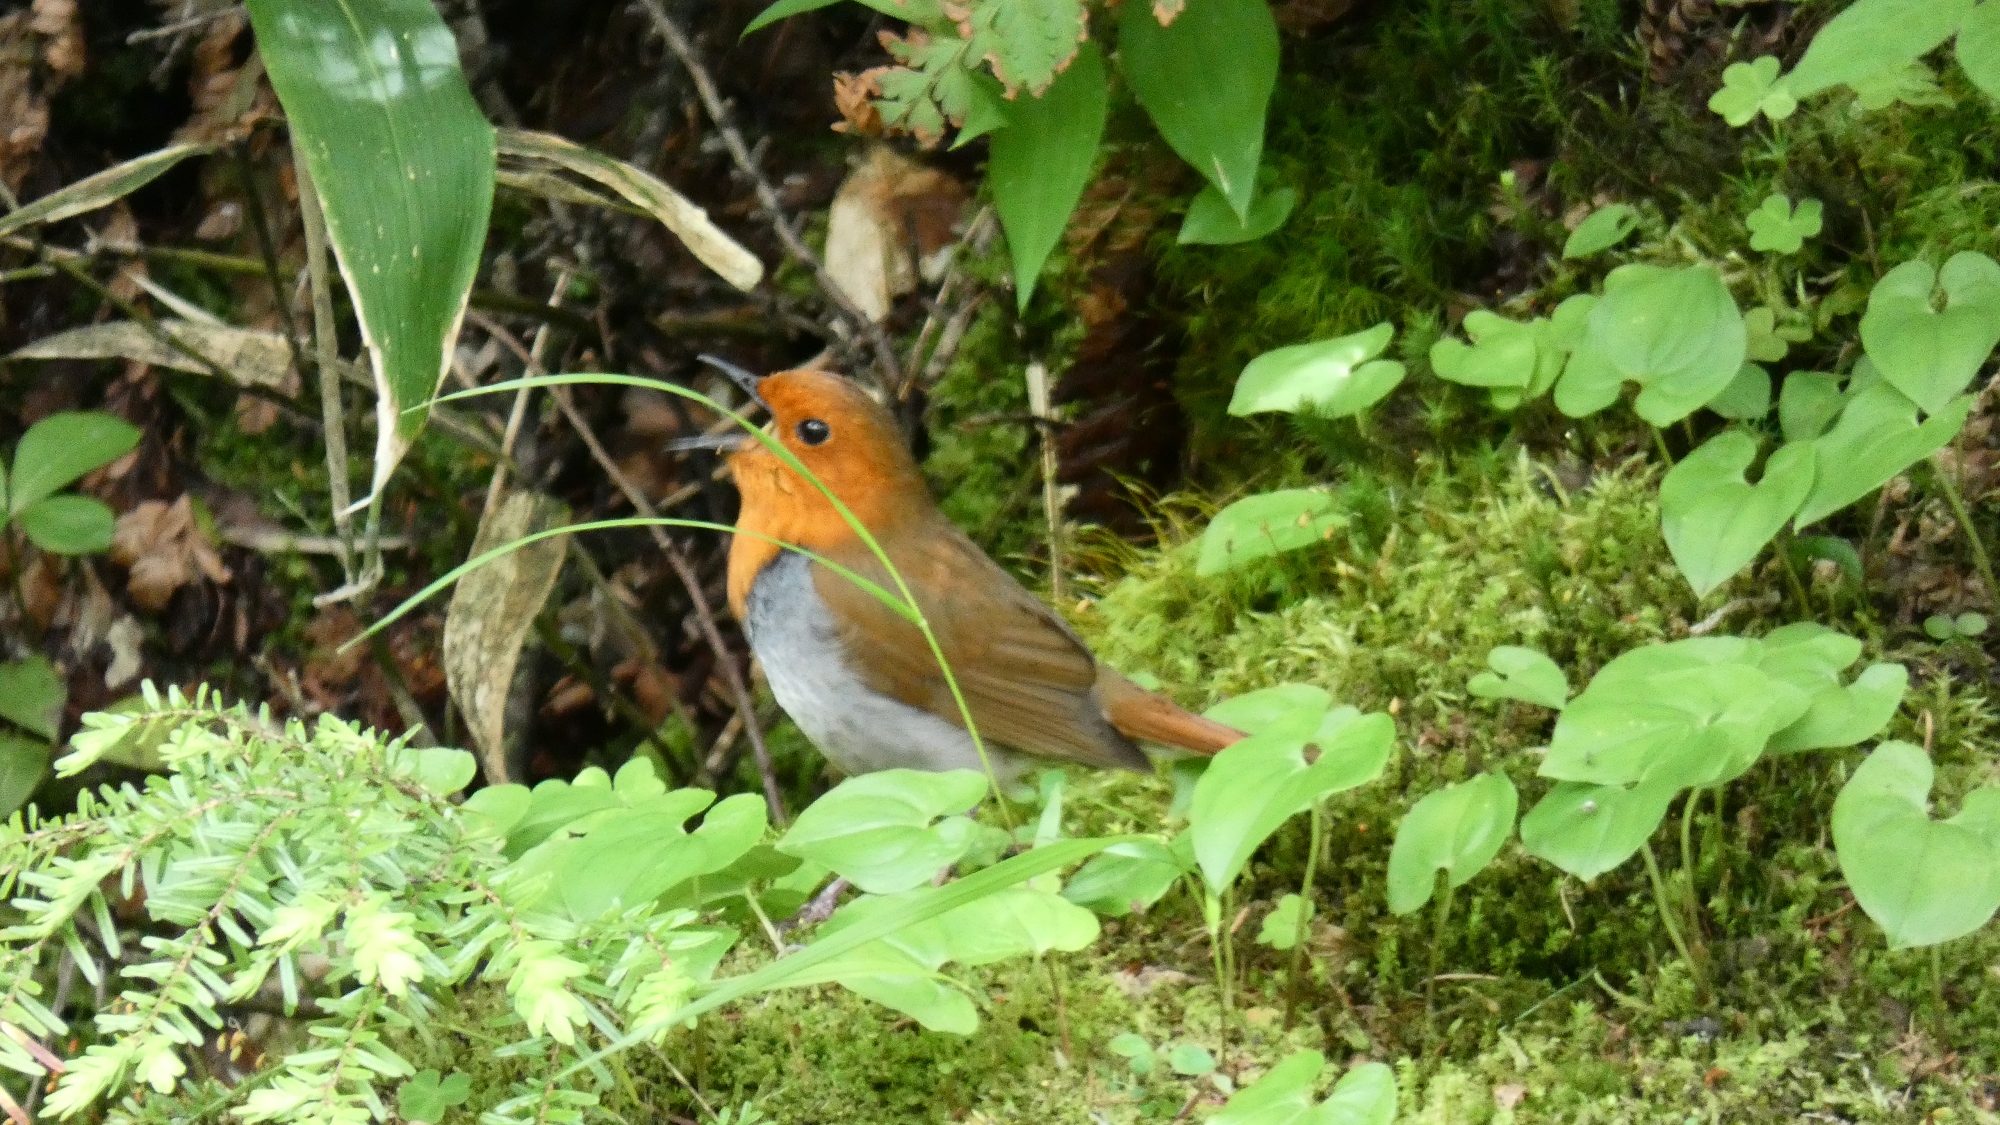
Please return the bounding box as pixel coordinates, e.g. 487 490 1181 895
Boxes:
1426 872 1454 1018
1933 451 1997 607
293 140 355 584
1283 800 1326 1030
1642 843 1706 997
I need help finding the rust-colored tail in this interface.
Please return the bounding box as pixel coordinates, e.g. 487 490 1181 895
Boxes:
1097 669 1245 756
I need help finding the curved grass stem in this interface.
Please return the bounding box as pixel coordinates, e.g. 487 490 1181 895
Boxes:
1933 451 1997 607
1642 843 1707 997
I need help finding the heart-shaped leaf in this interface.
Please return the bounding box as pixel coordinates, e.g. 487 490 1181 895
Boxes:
1467 645 1569 709
1779 371 1845 442
1745 194 1824 254
1705 363 1772 421
1189 693 1393 896
1795 384 1973 527
1061 838 1186 916
1386 772 1518 914
1851 61 1954 110
1659 430 1815 597
1430 311 1539 389
1196 489 1348 576
1179 183 1296 245
1785 0 1973 99
1833 741 2000 949
1957 0 2000 99
1256 892 1314 949
1519 777 1681 881
1767 662 1907 754
1555 264 1747 426
1230 322 1405 418
1120 0 1279 221
1543 653 1811 790
990 42 1109 311
1708 56 1798 125
1859 253 2000 414
777 769 988 893
1563 204 1639 259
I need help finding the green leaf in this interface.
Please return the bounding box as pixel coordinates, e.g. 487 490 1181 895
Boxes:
8 411 140 515
1109 1032 1157 1075
16 495 116 556
1850 61 1955 110
1189 696 1393 896
1767 663 1907 754
1743 307 1790 364
963 0 1088 96
1554 264 1747 426
0 733 50 819
1520 778 1680 880
1062 839 1185 915
742 0 847 37
1860 253 2000 414
1706 364 1773 421
1785 0 1973 99
1120 0 1280 221
990 42 1108 311
1795 384 1973 527
244 0 496 496
1168 1043 1217 1076
1211 1052 1397 1125
1229 323 1405 417
1543 662 1807 791
397 1069 472 1123
1256 893 1314 949
777 769 988 893
1430 311 1539 390
0 143 213 240
1708 57 1798 125
1386 772 1518 914
462 783 532 837
1466 645 1569 709
1659 431 1815 598
1563 204 1639 259
1780 372 1846 442
1745 195 1824 254
1179 184 1296 245
0 656 65 741
1956 0 2000 98
1196 489 1347 577
1833 741 2000 949
1960 612 1990 636
1319 1063 1399 1125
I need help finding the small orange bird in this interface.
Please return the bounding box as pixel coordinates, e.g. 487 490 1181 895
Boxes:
697 359 1246 780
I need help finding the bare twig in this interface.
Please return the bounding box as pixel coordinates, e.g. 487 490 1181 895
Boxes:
635 0 904 392
481 269 576 522
901 206 995 400
127 6 244 44
294 139 358 585
1025 361 1064 602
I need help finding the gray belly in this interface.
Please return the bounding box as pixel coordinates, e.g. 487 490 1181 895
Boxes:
744 552 1021 779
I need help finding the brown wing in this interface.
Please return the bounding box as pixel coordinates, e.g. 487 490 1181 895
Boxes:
811 522 1148 770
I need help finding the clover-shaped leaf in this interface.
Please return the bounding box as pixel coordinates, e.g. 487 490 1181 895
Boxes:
1386 772 1518 914
1743 307 1791 362
1795 383 1972 527
1860 252 2000 414
1660 430 1815 597
1555 264 1747 425
398 1070 472 1124
1196 489 1348 576
1230 322 1405 418
777 769 987 893
1563 204 1639 259
1708 57 1798 126
1746 194 1824 254
1256 893 1315 949
1467 645 1568 709
1833 741 2000 949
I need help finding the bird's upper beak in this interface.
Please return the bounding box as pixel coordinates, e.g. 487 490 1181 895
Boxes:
665 355 766 454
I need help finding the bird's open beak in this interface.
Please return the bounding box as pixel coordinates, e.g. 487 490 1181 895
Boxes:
665 354 767 454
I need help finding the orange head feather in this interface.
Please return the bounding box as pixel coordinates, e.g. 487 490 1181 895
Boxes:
724 367 930 616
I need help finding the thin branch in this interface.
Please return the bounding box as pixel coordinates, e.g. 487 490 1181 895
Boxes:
481 269 576 522
900 206 995 400
634 0 904 392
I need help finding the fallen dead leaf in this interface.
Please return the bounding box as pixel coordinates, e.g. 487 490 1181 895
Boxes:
1110 965 1190 999
302 606 365 690
109 496 232 613
29 0 81 77
104 614 144 689
823 145 967 322
0 13 52 193
1493 1083 1527 1110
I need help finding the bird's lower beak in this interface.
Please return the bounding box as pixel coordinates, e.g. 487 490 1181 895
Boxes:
665 430 751 454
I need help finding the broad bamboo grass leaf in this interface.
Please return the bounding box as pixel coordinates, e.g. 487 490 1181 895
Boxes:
11 320 294 388
1120 0 1279 221
244 0 496 500
0 143 211 239
495 129 762 291
990 42 1108 310
368 372 1007 804
743 0 950 38
1834 741 2000 948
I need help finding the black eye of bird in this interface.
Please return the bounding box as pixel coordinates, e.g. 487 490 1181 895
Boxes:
796 418 831 446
